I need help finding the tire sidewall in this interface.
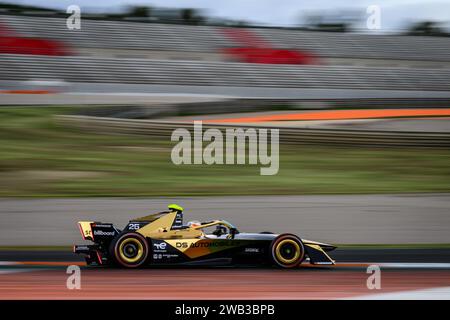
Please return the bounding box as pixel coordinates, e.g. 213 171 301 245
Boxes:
112 232 149 268
270 234 305 268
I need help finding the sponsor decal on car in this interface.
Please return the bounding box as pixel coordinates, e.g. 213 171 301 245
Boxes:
93 230 116 236
176 240 242 249
154 242 167 250
92 224 113 228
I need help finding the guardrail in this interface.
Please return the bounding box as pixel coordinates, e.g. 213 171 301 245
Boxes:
57 115 450 148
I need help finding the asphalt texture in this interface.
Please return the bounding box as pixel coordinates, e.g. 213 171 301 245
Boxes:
2 247 450 300
1 194 449 245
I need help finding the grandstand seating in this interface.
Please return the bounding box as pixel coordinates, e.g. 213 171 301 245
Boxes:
0 15 230 52
1 15 450 62
1 54 449 91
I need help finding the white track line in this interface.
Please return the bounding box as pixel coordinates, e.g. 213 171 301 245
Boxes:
350 286 450 300
0 269 35 274
0 262 20 266
2 261 450 269
379 263 450 269
336 262 450 269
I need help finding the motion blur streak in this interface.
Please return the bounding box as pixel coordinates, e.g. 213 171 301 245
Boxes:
1 195 449 245
206 109 450 123
1 1 450 302
1 268 449 300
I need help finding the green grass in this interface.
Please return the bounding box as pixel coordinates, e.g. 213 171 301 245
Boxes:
0 106 449 197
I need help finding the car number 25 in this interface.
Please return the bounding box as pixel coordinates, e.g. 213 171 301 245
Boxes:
128 223 140 230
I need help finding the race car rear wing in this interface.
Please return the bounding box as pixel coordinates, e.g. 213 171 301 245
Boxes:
77 221 119 243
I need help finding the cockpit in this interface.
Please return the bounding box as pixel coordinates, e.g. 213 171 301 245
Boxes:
129 204 239 240
186 220 239 239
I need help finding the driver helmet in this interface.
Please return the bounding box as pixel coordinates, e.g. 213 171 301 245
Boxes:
186 220 201 228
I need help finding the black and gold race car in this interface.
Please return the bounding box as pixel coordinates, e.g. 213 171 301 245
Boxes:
74 204 336 268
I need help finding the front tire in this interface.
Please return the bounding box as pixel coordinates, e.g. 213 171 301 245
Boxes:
112 232 149 268
270 234 305 268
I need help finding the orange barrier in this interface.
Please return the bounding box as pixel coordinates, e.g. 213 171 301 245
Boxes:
207 109 450 123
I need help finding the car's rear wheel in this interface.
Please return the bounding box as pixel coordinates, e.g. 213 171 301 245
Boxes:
270 234 305 268
112 232 149 268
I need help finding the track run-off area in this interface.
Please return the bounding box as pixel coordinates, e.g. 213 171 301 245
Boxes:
1 259 450 299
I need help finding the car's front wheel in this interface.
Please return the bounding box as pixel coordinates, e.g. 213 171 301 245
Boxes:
112 232 149 268
270 234 305 268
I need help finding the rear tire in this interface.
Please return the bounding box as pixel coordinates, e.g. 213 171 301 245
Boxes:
270 234 305 268
111 232 149 268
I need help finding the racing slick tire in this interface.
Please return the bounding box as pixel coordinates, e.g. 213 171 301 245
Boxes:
270 234 305 268
111 232 149 268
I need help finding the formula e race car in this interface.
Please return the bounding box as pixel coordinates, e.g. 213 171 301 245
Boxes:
74 204 336 268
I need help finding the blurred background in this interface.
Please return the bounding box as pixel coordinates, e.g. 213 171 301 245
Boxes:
0 0 449 246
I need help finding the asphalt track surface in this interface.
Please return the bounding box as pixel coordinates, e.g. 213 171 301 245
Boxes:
1 195 450 299
1 249 450 299
3 81 450 104
1 194 450 245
